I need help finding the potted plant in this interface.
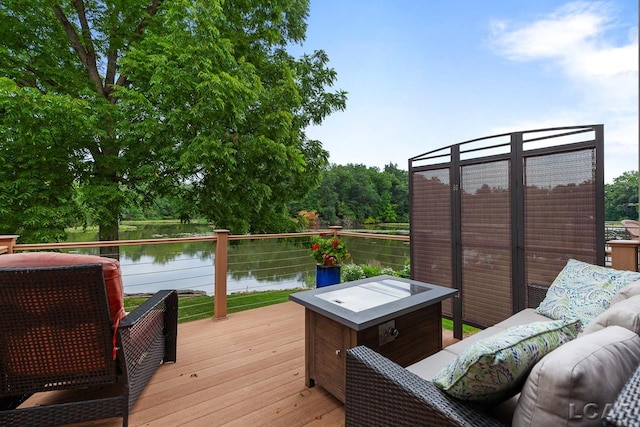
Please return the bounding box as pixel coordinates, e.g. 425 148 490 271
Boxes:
310 235 350 287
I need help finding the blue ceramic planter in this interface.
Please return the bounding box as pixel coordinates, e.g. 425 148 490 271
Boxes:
316 264 341 288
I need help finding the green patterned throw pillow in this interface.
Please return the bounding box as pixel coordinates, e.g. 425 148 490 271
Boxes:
536 259 640 325
432 319 581 403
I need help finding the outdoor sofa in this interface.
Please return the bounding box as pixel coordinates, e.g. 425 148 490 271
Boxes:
346 259 640 426
0 252 178 427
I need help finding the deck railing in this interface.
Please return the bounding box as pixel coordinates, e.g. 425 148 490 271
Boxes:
0 229 636 322
0 229 411 321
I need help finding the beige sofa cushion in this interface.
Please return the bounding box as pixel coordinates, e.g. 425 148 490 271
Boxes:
582 295 640 335
406 349 458 380
444 326 507 355
611 279 640 305
409 309 554 380
494 308 553 329
513 326 640 427
431 319 581 403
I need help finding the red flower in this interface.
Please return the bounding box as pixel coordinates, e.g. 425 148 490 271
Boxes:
310 235 350 265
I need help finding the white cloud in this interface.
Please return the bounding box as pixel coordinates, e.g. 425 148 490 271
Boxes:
491 1 638 76
491 2 608 60
575 43 637 77
489 0 638 182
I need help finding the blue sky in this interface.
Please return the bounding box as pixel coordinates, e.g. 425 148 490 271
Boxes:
293 0 638 183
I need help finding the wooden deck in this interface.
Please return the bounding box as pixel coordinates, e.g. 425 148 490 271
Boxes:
34 301 457 426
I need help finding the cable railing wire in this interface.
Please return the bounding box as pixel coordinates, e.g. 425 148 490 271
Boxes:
11 231 413 322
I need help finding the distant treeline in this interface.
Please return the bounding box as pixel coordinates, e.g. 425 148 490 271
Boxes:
122 168 638 227
291 163 409 226
122 163 409 227
605 171 638 221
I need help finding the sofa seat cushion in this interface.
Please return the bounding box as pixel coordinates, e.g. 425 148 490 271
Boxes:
0 252 125 324
407 349 458 380
408 309 557 415
581 294 640 335
432 318 581 403
440 310 553 358
513 325 640 427
536 259 640 325
408 310 552 380
443 326 509 355
493 308 553 329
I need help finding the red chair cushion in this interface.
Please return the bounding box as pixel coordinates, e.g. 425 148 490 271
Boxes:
0 252 126 324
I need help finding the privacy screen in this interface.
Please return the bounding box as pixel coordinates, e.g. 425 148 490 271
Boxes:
409 126 604 333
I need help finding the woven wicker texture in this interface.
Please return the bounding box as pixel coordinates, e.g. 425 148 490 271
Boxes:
0 263 178 426
527 283 550 309
0 265 115 391
345 345 506 426
345 283 640 427
604 363 640 426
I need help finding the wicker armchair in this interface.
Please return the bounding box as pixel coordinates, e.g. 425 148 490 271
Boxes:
0 264 178 427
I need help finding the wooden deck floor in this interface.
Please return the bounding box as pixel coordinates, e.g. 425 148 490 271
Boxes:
42 301 457 426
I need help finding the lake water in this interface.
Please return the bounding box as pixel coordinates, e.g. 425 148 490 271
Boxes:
67 223 410 295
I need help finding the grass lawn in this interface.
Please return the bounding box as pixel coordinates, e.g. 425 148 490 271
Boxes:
125 289 480 335
124 289 306 323
441 318 480 335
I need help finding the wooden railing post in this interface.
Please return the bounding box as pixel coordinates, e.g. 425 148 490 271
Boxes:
214 229 229 320
608 240 640 272
0 235 19 254
329 225 342 238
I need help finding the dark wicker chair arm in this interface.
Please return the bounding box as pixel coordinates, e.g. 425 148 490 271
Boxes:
527 283 549 309
604 362 640 426
116 289 178 410
119 289 177 327
345 346 506 427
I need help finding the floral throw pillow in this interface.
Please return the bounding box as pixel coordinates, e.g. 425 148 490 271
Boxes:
536 259 640 325
432 319 581 403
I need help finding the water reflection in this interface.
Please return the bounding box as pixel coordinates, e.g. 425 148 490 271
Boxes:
68 224 409 295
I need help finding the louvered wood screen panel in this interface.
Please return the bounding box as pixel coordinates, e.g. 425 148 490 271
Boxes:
411 168 453 316
524 149 598 304
460 161 513 326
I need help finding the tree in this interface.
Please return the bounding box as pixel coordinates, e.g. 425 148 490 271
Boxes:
327 164 380 222
0 80 85 242
0 0 346 243
384 163 409 222
297 163 407 225
605 171 639 221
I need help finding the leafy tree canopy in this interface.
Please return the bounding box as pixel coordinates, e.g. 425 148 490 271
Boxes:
605 170 638 221
0 0 346 242
294 163 409 225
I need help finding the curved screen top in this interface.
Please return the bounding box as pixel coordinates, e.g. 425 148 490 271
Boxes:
409 124 603 169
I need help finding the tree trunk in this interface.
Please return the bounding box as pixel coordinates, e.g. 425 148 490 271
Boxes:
99 221 119 260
